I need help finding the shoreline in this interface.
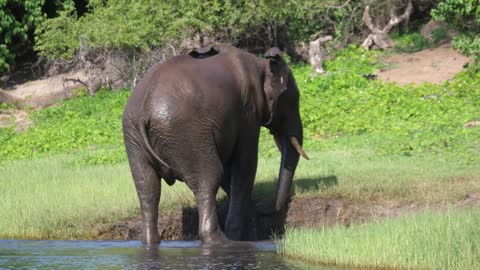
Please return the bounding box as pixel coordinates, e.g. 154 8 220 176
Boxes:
95 192 480 241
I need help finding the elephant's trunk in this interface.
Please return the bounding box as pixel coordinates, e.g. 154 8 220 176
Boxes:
274 134 302 212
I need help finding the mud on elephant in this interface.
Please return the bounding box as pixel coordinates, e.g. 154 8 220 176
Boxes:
122 44 308 246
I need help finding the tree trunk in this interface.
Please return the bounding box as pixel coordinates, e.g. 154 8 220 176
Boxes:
309 35 333 75
362 0 413 50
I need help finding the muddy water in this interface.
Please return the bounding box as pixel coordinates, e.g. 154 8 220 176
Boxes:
0 240 333 269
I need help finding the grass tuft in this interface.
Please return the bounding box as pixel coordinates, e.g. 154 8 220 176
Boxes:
280 208 480 270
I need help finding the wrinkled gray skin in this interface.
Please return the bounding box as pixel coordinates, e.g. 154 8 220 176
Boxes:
122 45 305 246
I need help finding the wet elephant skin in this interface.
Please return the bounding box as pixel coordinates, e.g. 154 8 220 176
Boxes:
122 44 307 246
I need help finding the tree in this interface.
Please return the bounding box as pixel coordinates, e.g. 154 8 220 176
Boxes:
362 0 413 50
431 0 480 66
0 0 45 73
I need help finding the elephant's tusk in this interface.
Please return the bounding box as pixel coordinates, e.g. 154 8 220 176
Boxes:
290 136 310 160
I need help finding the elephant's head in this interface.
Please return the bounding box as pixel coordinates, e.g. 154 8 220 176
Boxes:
262 47 309 212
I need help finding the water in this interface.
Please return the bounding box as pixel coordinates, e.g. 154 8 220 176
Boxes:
0 240 332 269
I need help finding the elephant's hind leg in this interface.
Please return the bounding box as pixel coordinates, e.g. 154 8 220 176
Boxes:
184 159 230 246
125 144 162 246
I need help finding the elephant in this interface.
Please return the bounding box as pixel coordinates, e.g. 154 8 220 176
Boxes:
122 44 308 246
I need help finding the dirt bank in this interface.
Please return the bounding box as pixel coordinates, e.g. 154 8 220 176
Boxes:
0 71 88 130
95 192 480 241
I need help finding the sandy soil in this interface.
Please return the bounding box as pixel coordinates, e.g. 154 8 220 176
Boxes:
376 43 470 85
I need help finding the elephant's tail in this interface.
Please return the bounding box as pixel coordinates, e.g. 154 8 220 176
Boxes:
139 123 175 184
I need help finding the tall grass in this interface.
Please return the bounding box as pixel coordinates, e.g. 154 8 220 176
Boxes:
256 147 480 204
280 208 480 270
0 156 194 240
1 149 478 240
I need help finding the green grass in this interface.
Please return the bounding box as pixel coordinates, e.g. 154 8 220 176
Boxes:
0 156 194 240
1 148 478 240
256 145 480 204
279 208 480 270
1 46 479 166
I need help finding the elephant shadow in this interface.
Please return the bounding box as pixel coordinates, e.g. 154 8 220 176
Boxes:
179 175 338 241
294 175 338 192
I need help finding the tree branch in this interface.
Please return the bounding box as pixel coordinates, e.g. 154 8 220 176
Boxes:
362 6 377 32
326 0 351 9
384 0 413 32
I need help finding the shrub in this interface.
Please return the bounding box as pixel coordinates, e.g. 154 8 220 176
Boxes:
431 0 480 67
392 33 431 53
0 0 44 72
35 0 421 61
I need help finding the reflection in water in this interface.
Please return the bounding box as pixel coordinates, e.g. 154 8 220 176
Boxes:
0 240 331 269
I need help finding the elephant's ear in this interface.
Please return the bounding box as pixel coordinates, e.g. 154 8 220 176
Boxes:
264 48 289 125
188 46 219 59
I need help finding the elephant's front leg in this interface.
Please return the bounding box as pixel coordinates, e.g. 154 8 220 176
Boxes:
225 131 259 241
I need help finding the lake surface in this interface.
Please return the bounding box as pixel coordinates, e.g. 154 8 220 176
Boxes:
0 240 333 269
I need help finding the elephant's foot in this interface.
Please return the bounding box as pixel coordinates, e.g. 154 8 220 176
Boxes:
200 229 231 247
144 234 161 246
226 226 257 241
143 226 161 246
225 227 241 241
244 215 258 241
225 212 257 241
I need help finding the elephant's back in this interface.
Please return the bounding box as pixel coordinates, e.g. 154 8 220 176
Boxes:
141 54 242 122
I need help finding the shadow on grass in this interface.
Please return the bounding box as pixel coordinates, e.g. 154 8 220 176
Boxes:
179 175 338 241
295 175 338 192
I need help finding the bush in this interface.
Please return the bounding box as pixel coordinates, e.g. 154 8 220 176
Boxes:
35 0 424 61
431 0 480 67
0 0 44 72
392 33 431 53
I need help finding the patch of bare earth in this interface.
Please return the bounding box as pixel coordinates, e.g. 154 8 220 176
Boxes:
6 71 88 109
0 110 32 132
0 71 87 130
376 43 470 85
95 192 480 241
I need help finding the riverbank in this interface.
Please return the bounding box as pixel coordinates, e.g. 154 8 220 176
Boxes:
1 149 479 241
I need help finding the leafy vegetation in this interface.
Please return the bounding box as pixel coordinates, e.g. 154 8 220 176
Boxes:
295 46 480 164
0 89 128 164
34 0 433 60
280 208 480 270
35 0 328 59
0 0 44 72
432 0 480 67
392 32 432 53
1 46 479 165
